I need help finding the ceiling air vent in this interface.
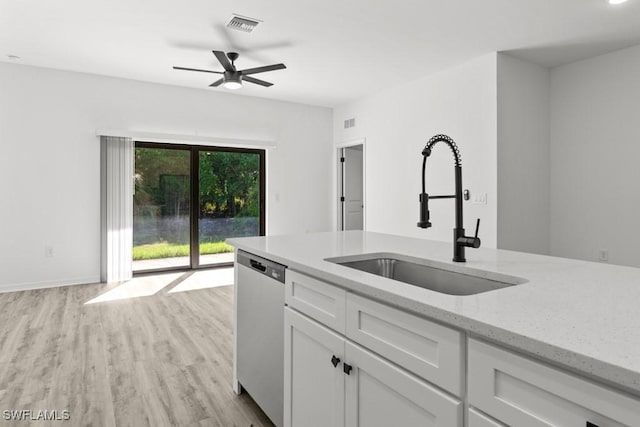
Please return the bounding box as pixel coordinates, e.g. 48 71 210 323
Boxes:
226 14 262 33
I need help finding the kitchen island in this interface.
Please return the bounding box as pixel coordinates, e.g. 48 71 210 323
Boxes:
229 231 640 426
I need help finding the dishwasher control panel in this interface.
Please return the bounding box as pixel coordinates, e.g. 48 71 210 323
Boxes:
237 249 287 284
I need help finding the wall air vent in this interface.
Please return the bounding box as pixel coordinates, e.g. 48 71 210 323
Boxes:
344 118 356 129
226 14 262 33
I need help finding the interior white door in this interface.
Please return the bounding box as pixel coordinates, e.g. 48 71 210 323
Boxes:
343 146 363 230
344 341 463 427
284 308 346 427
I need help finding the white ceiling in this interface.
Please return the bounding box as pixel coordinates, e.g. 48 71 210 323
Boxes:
2 0 640 107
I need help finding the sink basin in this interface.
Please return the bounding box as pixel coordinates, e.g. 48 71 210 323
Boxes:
325 253 527 296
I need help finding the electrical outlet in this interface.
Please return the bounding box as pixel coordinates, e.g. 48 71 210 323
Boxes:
472 192 487 205
597 249 609 263
45 245 54 258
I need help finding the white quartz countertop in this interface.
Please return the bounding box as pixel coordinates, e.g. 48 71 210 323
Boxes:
227 231 640 395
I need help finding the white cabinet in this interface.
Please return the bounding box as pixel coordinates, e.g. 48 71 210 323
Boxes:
468 339 640 427
286 270 347 334
284 307 345 427
284 270 640 427
344 341 462 427
284 306 462 427
468 408 506 427
346 293 463 396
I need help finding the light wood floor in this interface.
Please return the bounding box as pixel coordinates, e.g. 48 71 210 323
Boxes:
0 273 274 427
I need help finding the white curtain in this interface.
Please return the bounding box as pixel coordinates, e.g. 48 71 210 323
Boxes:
100 136 134 283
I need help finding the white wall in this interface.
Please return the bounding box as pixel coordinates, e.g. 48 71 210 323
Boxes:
334 54 498 249
550 44 640 267
0 63 333 292
497 54 550 255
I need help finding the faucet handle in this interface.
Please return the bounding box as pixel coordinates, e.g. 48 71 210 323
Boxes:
467 218 481 248
456 220 481 249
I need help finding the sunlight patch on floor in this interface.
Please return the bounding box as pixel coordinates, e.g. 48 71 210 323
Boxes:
85 272 184 304
168 268 234 293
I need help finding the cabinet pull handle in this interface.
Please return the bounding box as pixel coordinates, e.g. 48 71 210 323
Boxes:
586 423 600 427
343 363 353 375
331 355 341 368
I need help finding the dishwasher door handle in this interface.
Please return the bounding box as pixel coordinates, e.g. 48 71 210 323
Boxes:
250 259 267 272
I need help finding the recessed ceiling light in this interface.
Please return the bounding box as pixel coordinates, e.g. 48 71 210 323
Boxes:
7 54 21 62
608 0 628 4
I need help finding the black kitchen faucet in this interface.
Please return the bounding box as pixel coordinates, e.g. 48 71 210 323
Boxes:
418 134 481 262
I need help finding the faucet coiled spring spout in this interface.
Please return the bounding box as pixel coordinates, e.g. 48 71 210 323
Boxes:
421 134 462 195
418 134 480 262
422 134 462 166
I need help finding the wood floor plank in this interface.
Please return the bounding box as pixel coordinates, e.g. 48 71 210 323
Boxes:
0 275 273 427
0 314 29 365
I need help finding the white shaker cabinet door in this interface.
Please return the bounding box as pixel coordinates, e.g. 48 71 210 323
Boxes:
468 408 507 427
284 307 345 427
344 341 462 427
468 339 640 427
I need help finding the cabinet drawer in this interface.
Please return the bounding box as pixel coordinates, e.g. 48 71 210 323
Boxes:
468 339 640 427
285 270 346 333
346 293 464 396
468 408 506 427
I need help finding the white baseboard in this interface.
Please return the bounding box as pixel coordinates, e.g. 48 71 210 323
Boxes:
0 276 101 294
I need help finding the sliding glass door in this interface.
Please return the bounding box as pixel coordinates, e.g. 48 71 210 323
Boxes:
133 142 265 273
198 150 263 267
133 146 191 271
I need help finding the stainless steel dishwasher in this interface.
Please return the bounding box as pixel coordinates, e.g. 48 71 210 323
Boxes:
236 250 286 427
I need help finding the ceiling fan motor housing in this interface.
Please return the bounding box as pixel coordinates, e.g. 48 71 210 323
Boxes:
223 70 242 84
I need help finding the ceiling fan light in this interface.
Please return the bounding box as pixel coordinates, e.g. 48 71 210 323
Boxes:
223 71 242 90
223 80 242 90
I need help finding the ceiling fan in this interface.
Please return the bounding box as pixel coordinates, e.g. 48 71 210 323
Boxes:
173 50 286 89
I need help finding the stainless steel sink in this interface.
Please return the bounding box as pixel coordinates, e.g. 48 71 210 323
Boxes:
326 253 526 296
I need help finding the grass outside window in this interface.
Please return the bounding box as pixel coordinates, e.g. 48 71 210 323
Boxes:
133 241 233 260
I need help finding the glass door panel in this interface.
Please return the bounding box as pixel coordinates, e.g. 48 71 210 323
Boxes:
133 146 191 271
198 150 262 266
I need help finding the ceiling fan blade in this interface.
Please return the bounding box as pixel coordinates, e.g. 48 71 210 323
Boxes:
240 63 286 75
173 66 222 74
213 50 235 71
209 78 224 87
243 76 273 87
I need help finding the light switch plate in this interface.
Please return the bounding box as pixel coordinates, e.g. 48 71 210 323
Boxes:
472 192 487 205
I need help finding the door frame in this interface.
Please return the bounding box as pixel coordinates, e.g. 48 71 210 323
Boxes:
133 141 266 274
335 138 366 231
